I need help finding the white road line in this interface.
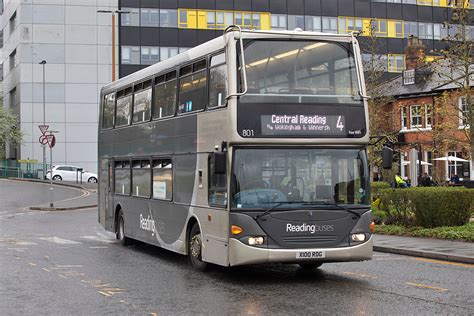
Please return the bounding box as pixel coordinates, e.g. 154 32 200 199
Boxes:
80 236 116 244
38 237 82 245
89 246 108 249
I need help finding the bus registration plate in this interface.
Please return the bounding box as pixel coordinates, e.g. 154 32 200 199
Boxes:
296 250 326 259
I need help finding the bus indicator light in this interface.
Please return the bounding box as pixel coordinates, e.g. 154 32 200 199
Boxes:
231 225 243 235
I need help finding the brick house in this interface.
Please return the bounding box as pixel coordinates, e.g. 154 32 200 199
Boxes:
378 36 473 183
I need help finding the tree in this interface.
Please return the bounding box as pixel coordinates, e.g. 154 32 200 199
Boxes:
434 3 473 160
361 20 398 180
0 104 23 160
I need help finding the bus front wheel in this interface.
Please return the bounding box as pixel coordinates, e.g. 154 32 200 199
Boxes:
116 211 130 246
188 222 208 271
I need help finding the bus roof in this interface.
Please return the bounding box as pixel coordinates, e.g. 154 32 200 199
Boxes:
101 29 356 95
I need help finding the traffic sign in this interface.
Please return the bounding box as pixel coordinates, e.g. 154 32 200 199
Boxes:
39 135 48 145
46 134 56 148
39 125 49 134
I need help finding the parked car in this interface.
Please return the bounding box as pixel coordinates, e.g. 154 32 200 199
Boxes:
46 165 98 183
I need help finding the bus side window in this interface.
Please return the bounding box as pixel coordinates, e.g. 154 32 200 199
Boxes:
209 53 227 108
131 159 151 198
132 80 152 123
152 158 173 200
153 71 177 119
116 88 132 127
115 160 130 195
102 92 115 129
208 153 227 207
177 59 207 114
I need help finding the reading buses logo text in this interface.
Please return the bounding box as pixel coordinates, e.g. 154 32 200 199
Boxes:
140 214 156 236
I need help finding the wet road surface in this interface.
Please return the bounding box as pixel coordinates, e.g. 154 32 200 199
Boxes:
1 180 473 315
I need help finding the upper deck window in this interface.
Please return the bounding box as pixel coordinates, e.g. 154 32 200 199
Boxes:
102 92 115 129
209 53 227 108
116 88 132 127
153 70 177 119
240 40 360 104
132 80 152 123
177 59 207 114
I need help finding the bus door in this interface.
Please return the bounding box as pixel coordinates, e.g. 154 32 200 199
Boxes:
106 159 114 231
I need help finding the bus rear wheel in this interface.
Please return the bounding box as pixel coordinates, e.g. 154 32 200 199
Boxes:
298 263 323 270
116 211 130 246
188 222 208 271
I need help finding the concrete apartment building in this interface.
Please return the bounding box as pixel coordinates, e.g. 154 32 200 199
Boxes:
2 0 118 173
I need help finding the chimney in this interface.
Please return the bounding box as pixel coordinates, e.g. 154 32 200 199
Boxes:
404 36 426 70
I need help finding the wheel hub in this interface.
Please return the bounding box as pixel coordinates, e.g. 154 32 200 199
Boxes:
190 234 202 259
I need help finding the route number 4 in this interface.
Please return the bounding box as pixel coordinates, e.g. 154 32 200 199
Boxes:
336 116 344 131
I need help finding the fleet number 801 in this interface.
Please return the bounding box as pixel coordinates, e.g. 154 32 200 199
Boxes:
241 129 255 137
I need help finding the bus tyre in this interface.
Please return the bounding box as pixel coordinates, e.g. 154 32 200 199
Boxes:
188 223 207 271
298 263 323 270
117 211 130 246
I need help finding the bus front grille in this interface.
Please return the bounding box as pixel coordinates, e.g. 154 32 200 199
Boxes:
282 235 338 244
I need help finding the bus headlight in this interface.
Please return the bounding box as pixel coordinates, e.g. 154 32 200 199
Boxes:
351 234 366 242
248 236 264 246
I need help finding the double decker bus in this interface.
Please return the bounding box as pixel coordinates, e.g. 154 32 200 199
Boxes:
98 27 373 270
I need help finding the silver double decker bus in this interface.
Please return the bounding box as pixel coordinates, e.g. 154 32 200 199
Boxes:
98 27 373 270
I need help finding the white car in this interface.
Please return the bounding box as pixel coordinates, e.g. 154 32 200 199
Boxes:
46 165 98 183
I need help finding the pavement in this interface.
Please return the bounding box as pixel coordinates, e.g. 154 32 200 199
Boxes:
9 177 474 264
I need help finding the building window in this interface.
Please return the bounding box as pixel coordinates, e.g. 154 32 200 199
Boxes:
403 0 417 4
121 46 140 64
121 8 140 26
322 17 338 33
207 11 216 28
403 69 415 85
388 54 405 72
425 105 432 128
433 23 442 40
401 107 408 130
102 93 115 129
447 152 470 179
404 21 418 37
132 160 151 198
305 16 321 32
288 15 305 30
252 14 260 29
152 158 173 200
153 70 177 119
9 49 17 71
459 96 469 127
9 11 17 35
418 22 433 39
132 80 152 123
160 47 179 61
371 19 387 36
160 9 178 27
271 14 287 30
141 8 159 27
141 46 160 65
114 160 130 195
410 105 423 128
424 151 433 175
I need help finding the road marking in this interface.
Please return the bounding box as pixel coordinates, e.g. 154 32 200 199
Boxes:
406 282 448 292
343 271 379 279
41 268 51 272
8 247 26 252
80 235 115 244
58 274 68 279
98 288 125 297
89 246 108 249
0 238 37 246
28 262 37 267
38 237 81 245
413 257 474 268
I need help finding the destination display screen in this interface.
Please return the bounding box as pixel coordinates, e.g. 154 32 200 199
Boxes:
261 114 346 136
237 103 366 138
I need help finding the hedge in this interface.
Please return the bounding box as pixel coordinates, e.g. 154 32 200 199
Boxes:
377 187 473 228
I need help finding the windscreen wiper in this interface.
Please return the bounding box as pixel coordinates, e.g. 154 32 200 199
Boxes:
302 201 362 218
254 201 305 221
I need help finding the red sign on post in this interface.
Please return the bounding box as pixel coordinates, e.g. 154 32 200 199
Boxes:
46 134 56 148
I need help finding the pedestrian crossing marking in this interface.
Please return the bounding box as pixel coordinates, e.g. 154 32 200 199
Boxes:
38 237 82 245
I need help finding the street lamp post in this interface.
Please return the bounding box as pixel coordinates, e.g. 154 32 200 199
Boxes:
39 60 47 179
97 9 129 81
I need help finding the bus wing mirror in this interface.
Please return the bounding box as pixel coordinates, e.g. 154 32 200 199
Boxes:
382 146 393 170
212 152 227 175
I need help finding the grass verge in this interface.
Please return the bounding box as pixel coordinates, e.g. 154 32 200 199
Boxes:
375 223 474 242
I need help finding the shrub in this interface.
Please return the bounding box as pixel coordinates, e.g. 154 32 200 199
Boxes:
409 187 473 228
377 187 473 228
371 181 391 199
